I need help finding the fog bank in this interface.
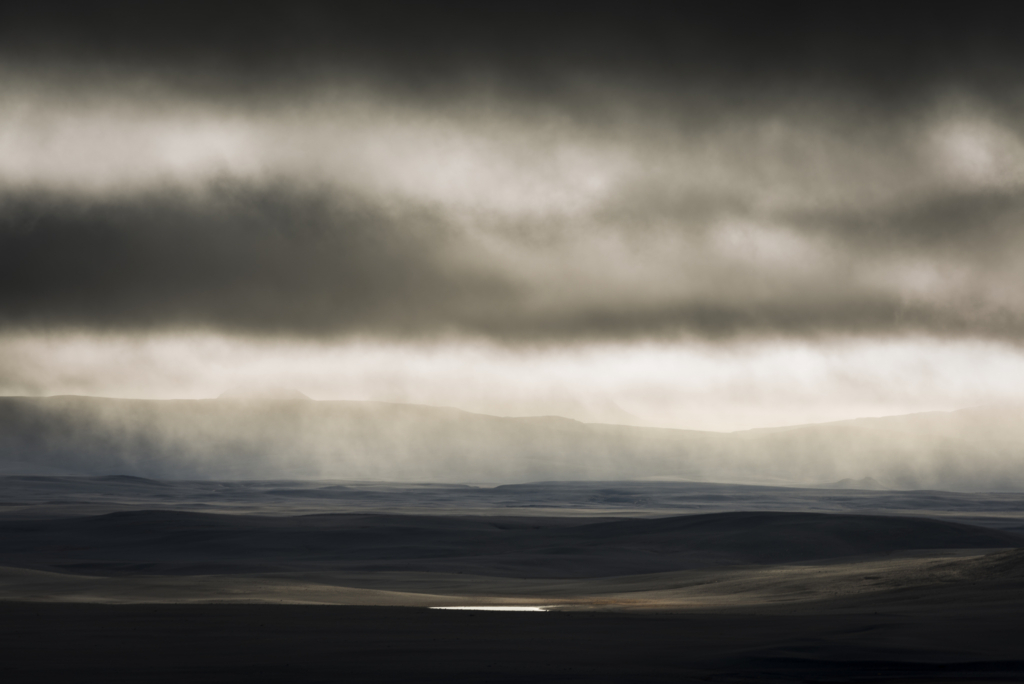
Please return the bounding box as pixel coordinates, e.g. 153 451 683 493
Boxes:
2 396 1023 491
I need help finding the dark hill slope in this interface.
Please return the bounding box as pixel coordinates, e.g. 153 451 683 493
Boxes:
0 510 1018 579
556 511 1023 565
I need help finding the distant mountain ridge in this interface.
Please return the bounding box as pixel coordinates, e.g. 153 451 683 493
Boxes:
217 387 311 401
808 476 889 490
0 396 1022 490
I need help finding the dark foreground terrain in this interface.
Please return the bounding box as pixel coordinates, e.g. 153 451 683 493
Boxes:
3 595 1024 683
1 477 1024 682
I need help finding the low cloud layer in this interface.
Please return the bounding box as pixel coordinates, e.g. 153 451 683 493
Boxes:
3 79 1024 340
3 332 1024 431
3 4 1024 430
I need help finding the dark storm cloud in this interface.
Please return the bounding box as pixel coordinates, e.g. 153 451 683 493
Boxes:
3 180 1024 340
3 1 1024 103
3 2 1024 341
0 188 510 335
789 189 1024 254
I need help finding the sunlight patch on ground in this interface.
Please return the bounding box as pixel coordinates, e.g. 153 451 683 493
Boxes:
431 606 549 612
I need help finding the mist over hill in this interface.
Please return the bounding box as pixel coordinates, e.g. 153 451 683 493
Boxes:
0 396 1022 490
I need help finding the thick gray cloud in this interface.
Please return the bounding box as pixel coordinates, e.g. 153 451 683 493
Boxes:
3 177 1024 340
3 2 1023 101
3 2 1024 341
0 188 507 335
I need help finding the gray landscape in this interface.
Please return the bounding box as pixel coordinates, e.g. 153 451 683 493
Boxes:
4 2 1024 682
2 398 1024 681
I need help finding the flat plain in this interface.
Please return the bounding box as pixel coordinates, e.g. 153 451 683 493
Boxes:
1 477 1023 682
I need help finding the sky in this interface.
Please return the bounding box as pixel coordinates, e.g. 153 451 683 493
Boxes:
3 2 1024 431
